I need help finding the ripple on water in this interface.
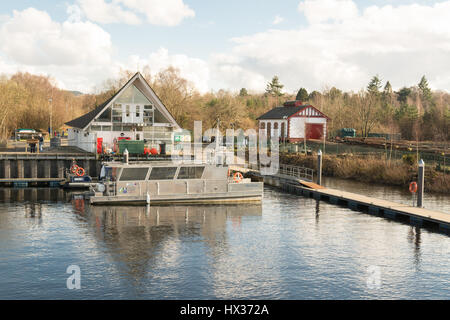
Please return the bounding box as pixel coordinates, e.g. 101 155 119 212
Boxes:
0 185 449 299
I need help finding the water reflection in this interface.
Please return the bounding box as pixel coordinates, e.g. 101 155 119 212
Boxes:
83 203 262 286
315 199 320 217
0 185 449 299
408 226 422 270
0 188 69 203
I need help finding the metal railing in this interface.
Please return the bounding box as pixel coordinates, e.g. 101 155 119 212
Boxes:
274 164 314 181
242 162 314 181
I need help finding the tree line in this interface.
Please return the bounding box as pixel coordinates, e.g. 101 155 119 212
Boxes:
0 68 448 142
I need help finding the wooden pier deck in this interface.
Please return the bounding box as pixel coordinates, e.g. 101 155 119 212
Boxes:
298 183 450 226
230 165 450 231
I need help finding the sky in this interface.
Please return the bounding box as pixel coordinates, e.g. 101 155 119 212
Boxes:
0 0 449 94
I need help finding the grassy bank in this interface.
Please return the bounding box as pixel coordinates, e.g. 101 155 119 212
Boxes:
280 153 450 194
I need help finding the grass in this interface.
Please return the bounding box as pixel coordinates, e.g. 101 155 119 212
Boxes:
280 153 450 194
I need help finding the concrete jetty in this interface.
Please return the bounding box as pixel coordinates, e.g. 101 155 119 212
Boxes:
0 152 98 187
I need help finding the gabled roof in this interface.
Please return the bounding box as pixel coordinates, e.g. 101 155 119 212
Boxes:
65 94 116 129
257 105 309 120
65 72 181 130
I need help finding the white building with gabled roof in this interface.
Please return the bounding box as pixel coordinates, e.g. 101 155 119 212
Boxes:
257 100 330 142
66 72 181 154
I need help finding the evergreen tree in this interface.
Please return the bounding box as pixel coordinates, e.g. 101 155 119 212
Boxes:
367 75 382 96
308 90 321 101
295 88 308 101
265 76 284 97
396 87 411 104
418 75 433 107
382 81 394 105
239 88 248 97
383 81 392 96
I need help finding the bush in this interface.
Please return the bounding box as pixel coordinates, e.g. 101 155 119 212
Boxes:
402 154 417 166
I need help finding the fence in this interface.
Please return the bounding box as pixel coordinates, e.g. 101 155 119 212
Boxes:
281 140 449 169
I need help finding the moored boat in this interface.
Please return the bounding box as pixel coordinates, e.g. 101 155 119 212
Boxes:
90 161 263 205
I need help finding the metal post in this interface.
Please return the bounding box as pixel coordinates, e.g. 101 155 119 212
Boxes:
31 160 38 178
44 160 51 178
123 149 129 165
57 160 64 178
417 159 425 208
17 160 24 178
317 149 322 186
49 98 53 137
4 160 11 179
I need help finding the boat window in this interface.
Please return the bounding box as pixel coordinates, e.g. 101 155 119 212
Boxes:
149 167 177 180
119 168 149 181
177 167 204 179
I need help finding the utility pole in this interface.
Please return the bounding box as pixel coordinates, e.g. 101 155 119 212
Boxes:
216 117 220 164
49 97 53 138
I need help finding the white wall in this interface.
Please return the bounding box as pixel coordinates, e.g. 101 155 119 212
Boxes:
289 118 306 139
289 117 327 139
68 128 97 153
259 120 288 137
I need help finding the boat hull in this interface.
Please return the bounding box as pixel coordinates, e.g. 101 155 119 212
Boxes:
90 192 262 205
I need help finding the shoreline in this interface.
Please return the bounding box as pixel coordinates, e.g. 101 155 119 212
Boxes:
280 153 450 195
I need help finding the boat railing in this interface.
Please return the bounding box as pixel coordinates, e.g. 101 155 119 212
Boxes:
107 181 117 196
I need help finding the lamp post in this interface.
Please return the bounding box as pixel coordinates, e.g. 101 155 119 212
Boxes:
48 98 53 138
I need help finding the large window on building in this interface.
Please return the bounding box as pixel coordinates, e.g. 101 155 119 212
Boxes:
116 84 152 105
143 105 153 124
149 167 178 180
136 105 140 118
177 167 204 179
98 108 111 121
113 104 123 122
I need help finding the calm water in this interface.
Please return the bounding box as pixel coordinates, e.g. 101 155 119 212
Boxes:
0 180 449 300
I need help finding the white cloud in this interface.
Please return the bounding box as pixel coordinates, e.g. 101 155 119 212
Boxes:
67 4 83 23
0 8 113 66
219 0 450 92
77 0 141 25
298 0 358 24
272 15 284 25
77 0 195 26
125 48 210 93
0 8 120 92
2 1 450 95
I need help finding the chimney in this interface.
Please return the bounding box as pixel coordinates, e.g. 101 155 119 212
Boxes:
283 100 303 107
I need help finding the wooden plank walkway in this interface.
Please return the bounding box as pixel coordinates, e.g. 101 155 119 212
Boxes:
302 183 450 226
230 165 450 230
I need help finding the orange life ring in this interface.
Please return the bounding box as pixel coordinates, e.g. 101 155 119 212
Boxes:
233 172 243 183
409 181 418 193
76 167 85 177
70 165 79 174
